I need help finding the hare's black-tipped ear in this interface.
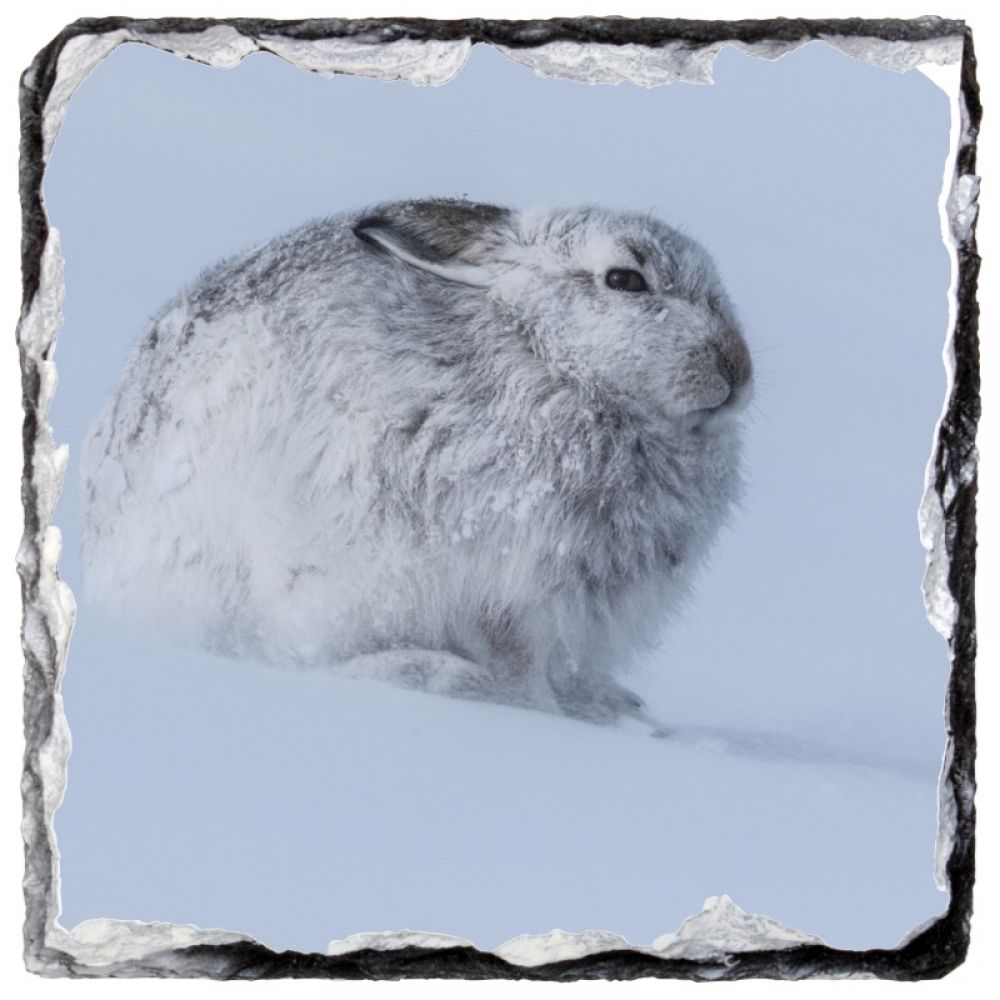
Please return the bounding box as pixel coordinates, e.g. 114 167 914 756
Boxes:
353 199 509 288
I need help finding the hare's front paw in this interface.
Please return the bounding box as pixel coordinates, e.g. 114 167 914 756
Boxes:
336 649 493 699
550 674 639 722
551 675 668 733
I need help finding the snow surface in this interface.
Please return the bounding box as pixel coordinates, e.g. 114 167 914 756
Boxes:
54 624 946 956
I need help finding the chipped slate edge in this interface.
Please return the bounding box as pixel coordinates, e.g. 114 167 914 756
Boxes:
16 15 979 982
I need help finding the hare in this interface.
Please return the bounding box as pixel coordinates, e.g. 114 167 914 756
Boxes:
82 199 752 728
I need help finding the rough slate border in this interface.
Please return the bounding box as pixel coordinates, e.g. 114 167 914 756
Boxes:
17 15 979 982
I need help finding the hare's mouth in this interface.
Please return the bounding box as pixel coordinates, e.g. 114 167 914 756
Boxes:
712 376 753 413
683 334 753 424
687 378 753 430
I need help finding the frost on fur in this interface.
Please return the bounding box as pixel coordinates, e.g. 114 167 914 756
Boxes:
81 199 752 726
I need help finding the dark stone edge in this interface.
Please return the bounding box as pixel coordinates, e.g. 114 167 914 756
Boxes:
16 14 979 983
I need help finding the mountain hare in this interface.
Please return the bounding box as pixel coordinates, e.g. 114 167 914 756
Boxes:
82 199 752 727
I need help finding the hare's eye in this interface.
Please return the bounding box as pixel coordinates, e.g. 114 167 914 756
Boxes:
605 268 649 292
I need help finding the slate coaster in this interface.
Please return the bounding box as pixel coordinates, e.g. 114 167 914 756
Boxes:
17 15 979 981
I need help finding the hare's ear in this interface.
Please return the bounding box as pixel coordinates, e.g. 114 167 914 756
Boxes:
352 200 509 288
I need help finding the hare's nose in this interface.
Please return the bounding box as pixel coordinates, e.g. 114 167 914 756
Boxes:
712 331 752 392
701 331 752 415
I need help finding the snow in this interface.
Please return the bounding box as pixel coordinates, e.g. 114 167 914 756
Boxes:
53 625 947 958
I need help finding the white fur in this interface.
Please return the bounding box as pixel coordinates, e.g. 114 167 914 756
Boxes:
81 200 752 725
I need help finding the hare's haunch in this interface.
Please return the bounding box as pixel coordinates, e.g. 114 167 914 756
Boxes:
82 199 752 725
